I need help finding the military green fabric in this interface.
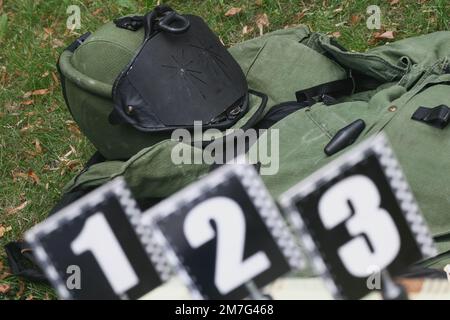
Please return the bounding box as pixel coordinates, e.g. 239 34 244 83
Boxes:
246 30 450 268
64 139 210 199
64 26 450 269
59 21 267 159
228 27 347 108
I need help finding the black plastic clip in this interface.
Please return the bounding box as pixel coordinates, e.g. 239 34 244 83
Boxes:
156 11 190 34
114 16 145 31
412 105 450 129
324 119 366 156
65 32 91 53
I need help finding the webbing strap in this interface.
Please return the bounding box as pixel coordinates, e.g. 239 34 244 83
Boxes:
295 78 355 106
65 32 91 53
4 241 48 283
113 15 144 31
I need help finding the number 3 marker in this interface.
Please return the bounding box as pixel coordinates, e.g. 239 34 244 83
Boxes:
319 175 400 277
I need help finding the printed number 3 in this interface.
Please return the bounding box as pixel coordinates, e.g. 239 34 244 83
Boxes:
318 175 401 277
184 197 271 295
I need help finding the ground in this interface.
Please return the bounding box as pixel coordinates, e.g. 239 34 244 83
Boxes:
0 0 448 300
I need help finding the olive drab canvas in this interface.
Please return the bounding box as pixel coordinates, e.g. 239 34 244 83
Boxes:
1 1 449 303
61 8 450 270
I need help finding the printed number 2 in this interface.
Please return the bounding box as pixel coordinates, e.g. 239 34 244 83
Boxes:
184 197 271 295
318 175 401 277
71 213 139 295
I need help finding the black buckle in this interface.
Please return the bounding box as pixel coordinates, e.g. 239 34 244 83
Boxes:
114 16 144 31
295 78 354 107
156 11 190 34
412 105 450 129
65 32 91 53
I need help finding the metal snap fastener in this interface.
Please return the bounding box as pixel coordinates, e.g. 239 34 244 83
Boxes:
126 106 134 115
388 106 397 112
227 106 242 119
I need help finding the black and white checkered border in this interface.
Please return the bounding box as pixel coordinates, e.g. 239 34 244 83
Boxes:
24 177 140 300
372 136 437 258
134 222 174 284
233 165 305 270
279 133 438 299
139 163 305 300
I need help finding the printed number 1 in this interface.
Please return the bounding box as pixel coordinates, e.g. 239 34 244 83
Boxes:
319 175 401 277
71 213 139 295
184 197 271 295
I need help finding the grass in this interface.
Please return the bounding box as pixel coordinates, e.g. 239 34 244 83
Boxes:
0 0 448 300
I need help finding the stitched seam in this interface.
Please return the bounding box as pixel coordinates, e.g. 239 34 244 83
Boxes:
245 40 269 78
79 39 136 55
305 109 334 138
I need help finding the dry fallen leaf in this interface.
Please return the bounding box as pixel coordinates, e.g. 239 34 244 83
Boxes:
0 66 7 85
34 138 43 154
5 201 28 216
27 170 40 184
331 31 341 38
51 72 59 85
242 25 254 35
59 145 77 161
12 170 28 181
66 160 82 171
31 88 50 96
0 225 10 238
20 124 32 132
46 103 58 113
92 8 103 16
20 100 34 106
0 272 11 281
19 118 44 133
389 0 400 5
66 120 82 136
5 102 20 112
43 27 54 35
369 30 396 45
256 13 270 36
350 14 362 26
0 284 10 294
375 30 395 40
52 38 65 48
225 7 242 17
296 11 306 20
23 88 50 98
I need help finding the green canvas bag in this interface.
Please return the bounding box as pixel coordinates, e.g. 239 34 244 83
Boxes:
62 25 450 271
58 6 271 160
